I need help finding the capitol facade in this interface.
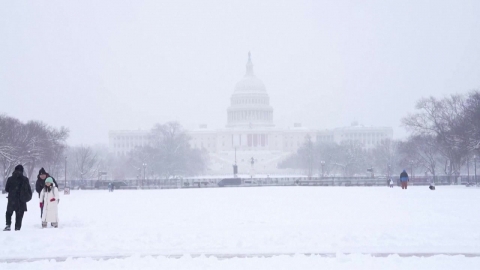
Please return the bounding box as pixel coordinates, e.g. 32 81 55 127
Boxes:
188 53 317 155
109 53 393 174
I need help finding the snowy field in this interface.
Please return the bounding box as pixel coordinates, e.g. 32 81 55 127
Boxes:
1 186 480 269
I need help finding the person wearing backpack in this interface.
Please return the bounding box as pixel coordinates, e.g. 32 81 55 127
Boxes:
4 165 32 231
400 170 409 189
39 177 60 228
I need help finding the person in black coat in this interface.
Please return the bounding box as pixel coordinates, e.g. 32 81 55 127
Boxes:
4 165 32 231
36 168 58 217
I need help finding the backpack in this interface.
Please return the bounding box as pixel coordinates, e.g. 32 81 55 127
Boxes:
19 177 32 203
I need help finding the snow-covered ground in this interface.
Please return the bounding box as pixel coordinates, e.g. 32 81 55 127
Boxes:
1 186 480 269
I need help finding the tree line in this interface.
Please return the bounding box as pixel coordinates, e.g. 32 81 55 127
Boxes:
1 115 207 184
281 90 480 181
3 90 478 183
0 115 68 182
111 122 208 181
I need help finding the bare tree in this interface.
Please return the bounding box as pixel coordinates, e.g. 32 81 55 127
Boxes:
369 139 400 177
0 115 69 184
43 126 69 179
126 122 207 180
336 141 368 176
399 135 441 182
296 136 315 177
403 95 469 182
314 142 342 176
463 91 480 151
70 146 98 181
0 115 23 182
281 140 368 177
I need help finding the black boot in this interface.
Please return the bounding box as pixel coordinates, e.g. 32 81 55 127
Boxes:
3 225 11 231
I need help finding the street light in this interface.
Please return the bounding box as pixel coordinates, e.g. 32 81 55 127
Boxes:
233 147 238 178
367 167 374 178
387 164 391 179
474 155 477 186
467 155 470 185
410 160 414 182
142 163 147 187
250 157 255 178
27 150 31 178
64 156 67 189
320 161 325 178
136 168 141 187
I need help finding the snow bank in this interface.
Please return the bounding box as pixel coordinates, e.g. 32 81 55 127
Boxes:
1 186 479 262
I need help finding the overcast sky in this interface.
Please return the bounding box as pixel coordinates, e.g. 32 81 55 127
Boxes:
1 0 479 145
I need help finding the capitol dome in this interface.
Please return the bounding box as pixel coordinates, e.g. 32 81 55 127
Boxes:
226 53 274 128
234 76 266 93
234 54 266 93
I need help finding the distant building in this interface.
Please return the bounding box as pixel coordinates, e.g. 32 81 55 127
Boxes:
316 121 393 149
109 130 150 157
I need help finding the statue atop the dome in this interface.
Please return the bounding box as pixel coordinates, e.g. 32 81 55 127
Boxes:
246 52 254 76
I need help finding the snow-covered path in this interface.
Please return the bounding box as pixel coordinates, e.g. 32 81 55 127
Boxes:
1 186 480 268
3 253 480 270
2 251 480 263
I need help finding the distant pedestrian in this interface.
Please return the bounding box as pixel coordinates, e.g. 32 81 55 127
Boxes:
400 170 409 189
4 165 32 231
39 177 60 228
36 168 58 218
429 181 435 190
389 179 394 188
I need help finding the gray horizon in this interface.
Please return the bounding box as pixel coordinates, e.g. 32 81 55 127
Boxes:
1 0 479 145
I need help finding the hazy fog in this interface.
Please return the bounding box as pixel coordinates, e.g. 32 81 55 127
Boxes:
1 0 479 145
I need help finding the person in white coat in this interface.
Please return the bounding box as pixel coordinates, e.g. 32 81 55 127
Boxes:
39 177 60 228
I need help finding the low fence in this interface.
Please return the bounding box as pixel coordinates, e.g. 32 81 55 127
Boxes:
58 175 480 190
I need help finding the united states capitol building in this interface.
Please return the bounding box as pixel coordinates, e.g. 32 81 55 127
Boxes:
109 53 393 174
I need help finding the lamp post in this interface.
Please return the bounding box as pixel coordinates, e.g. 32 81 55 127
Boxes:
467 155 470 185
136 168 141 187
250 157 254 178
64 156 67 189
233 147 238 178
474 155 477 186
27 150 31 175
320 161 325 178
142 163 147 188
367 167 374 178
410 160 414 182
153 170 156 187
387 164 391 179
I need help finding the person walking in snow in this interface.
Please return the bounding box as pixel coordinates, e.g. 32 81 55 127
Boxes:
39 177 60 228
4 165 32 231
400 170 409 189
36 168 58 217
389 178 394 188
